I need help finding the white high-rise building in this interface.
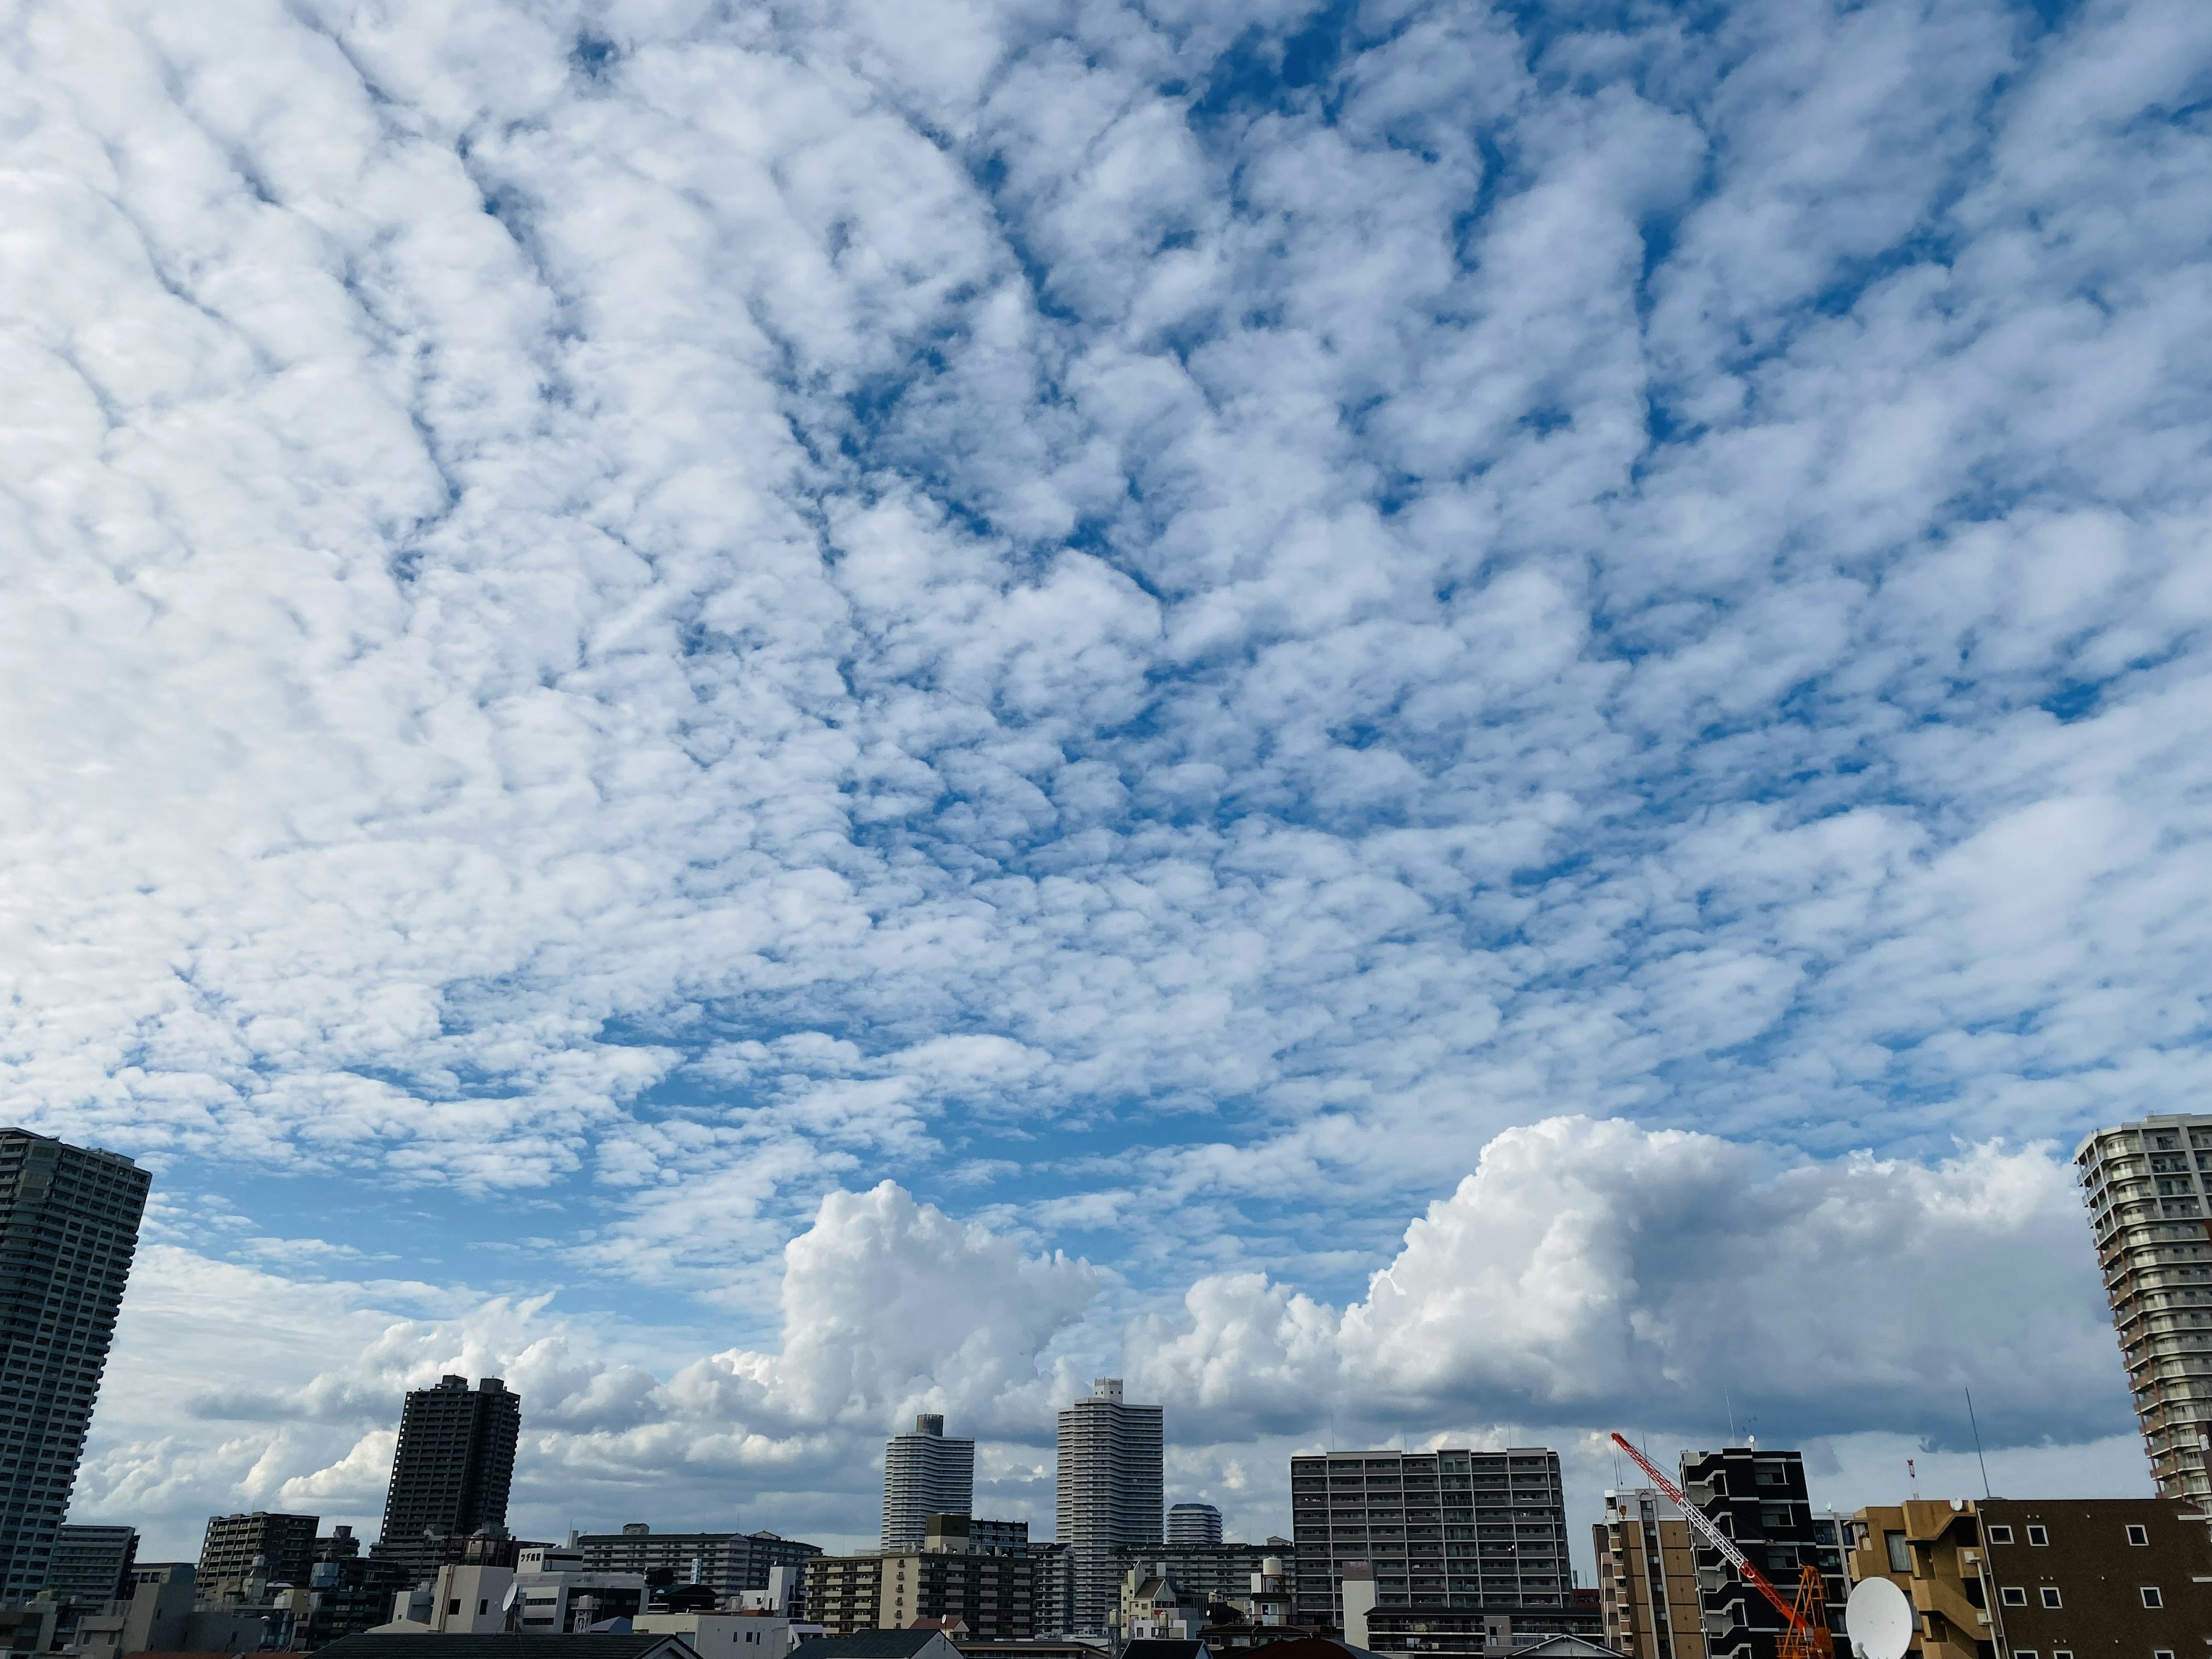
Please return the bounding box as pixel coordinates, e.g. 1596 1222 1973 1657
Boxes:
881 1414 975 1552
2077 1112 2212 1499
1166 1502 1222 1546
1056 1378 1163 1633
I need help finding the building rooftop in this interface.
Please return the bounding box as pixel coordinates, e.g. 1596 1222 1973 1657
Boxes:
316 1637 699 1659
792 1631 964 1659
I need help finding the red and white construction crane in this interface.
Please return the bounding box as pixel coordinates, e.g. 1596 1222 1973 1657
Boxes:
1609 1431 1834 1659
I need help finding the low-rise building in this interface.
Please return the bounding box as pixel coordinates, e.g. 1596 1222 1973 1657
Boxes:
579 1525 824 1612
1843 1495 2212 1659
792 1628 967 1659
637 1608 800 1658
197 1510 318 1596
1116 1564 1207 1639
1111 1543 1297 1612
305 1550 416 1646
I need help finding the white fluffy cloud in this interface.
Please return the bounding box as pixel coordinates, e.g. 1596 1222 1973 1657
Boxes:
82 1124 2135 1565
1129 1118 2123 1448
6 0 2200 1559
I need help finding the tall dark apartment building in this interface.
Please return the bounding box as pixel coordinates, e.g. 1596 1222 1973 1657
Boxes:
1678 1448 1846 1659
199 1510 318 1589
46 1524 138 1603
0 1130 151 1600
1057 1378 1164 1633
1290 1446 1590 1651
374 1375 521 1581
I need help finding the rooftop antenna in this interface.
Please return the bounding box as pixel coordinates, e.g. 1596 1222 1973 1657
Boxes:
1725 1389 1738 1441
1964 1387 1993 1499
1907 1457 1918 1498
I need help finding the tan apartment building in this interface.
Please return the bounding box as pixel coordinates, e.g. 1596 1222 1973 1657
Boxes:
802 1516 1036 1641
2075 1113 2212 1500
1843 1495 2212 1659
1594 1488 1705 1659
804 1554 884 1636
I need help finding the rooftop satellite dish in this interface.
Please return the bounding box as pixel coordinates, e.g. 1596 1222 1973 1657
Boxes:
1844 1575 1913 1659
502 1583 521 1613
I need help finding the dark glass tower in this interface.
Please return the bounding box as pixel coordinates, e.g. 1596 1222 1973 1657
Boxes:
373 1375 521 1582
0 1129 150 1600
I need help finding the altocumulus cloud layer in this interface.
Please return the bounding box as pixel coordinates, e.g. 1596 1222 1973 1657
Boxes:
4 0 2201 1552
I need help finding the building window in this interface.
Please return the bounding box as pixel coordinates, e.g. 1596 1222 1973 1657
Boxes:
1987 1525 2013 1544
2026 1526 2049 1547
2154 1650 2175 1659
1885 1533 1910 1574
2127 1525 2150 1546
2141 1587 2163 1608
2039 1588 2062 1609
2013 1651 2037 1659
2000 1588 2027 1607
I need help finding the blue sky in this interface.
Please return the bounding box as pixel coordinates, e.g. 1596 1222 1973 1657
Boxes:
4 0 2200 1563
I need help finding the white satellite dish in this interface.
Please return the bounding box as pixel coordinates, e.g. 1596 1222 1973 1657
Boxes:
1844 1575 1914 1659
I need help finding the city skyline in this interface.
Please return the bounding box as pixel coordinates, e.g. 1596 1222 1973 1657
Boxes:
5 0 2199 1603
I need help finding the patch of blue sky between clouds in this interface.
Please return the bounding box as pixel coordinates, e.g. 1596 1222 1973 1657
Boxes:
9 0 2207 1558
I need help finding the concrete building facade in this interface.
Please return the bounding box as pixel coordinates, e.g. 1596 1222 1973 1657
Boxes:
1056 1378 1164 1633
199 1510 319 1591
374 1374 522 1582
44 1524 137 1604
806 1554 885 1637
1593 1489 1704 1659
1110 1540 1297 1609
805 1516 1035 1642
882 1416 976 1554
0 1129 151 1601
1289 1446 1581 1647
576 1525 823 1608
2076 1112 2212 1499
1843 1495 2212 1659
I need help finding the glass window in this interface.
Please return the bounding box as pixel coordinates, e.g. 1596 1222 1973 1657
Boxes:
2127 1525 2150 1546
2039 1588 2062 1609
1987 1527 2013 1544
1885 1534 1910 1574
2000 1588 2027 1607
2027 1526 2050 1547
2141 1587 2162 1609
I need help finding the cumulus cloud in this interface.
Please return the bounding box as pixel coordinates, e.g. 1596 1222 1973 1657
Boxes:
1130 1119 2126 1448
82 1184 1096 1555
7 0 2199 1556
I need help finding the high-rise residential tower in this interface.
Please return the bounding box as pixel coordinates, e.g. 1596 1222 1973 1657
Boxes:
1056 1378 1163 1633
2077 1112 2212 1498
1167 1502 1222 1546
881 1414 975 1552
0 1130 150 1601
374 1374 521 1582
